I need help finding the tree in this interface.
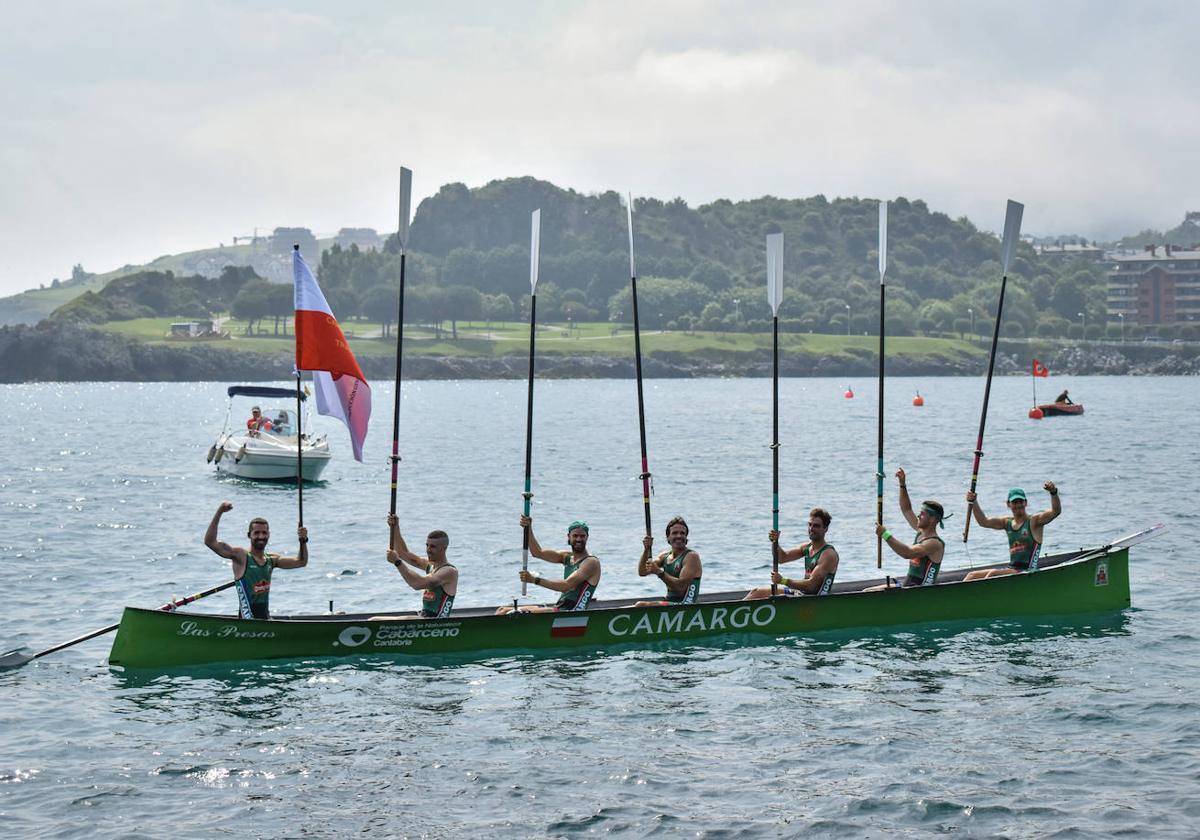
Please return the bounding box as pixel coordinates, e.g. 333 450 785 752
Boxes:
266 283 293 335
362 285 399 337
445 285 483 338
231 282 272 334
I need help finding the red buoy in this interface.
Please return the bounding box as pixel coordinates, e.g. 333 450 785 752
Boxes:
1028 407 1044 420
844 387 854 399
912 392 925 407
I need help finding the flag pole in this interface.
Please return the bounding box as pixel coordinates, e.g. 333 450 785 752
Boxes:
389 168 413 547
964 200 1024 543
627 194 653 540
293 244 305 528
520 209 542 601
876 201 888 568
766 233 783 594
1031 360 1038 407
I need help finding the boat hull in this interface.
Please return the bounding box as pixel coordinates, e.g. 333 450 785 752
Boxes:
213 434 331 481
109 547 1130 669
1036 402 1084 416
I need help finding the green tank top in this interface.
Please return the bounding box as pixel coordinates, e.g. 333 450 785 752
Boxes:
904 537 943 586
555 555 598 611
659 549 700 604
236 552 275 619
803 545 836 595
1005 518 1041 570
421 563 456 617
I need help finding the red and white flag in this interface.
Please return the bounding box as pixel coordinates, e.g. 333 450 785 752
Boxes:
1032 358 1050 378
294 248 371 461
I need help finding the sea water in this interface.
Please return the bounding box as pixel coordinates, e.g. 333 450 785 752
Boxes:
0 376 1196 837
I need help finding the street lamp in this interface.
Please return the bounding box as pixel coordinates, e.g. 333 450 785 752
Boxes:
733 298 740 323
845 304 851 336
1078 311 1086 339
968 308 974 342
1118 312 1125 343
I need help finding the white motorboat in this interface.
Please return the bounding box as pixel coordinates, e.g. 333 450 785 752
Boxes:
207 386 332 482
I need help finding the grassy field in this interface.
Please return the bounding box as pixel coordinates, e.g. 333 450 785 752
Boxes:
102 317 984 362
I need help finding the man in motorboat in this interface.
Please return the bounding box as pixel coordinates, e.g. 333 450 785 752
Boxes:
383 514 460 619
496 515 600 614
962 482 1061 580
203 501 308 619
868 469 946 589
246 405 273 435
634 516 702 606
743 507 839 599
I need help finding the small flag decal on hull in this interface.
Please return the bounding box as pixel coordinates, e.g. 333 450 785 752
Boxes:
550 616 589 637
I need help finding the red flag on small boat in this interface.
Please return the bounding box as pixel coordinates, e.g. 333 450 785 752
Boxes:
1032 359 1049 378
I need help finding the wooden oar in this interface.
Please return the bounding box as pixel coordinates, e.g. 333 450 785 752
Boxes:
627 195 654 539
520 209 542 598
964 199 1024 543
389 167 414 548
876 201 888 568
766 233 783 594
0 580 236 670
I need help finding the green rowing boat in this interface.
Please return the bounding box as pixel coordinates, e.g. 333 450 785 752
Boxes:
107 531 1150 670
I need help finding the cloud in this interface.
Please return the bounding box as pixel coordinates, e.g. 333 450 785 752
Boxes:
1 1 1198 294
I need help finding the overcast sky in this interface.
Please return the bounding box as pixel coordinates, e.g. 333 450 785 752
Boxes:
2 0 1196 295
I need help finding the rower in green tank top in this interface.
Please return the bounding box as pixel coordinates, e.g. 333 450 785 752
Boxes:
203 501 309 620
870 473 947 590
496 516 601 615
963 481 1061 581
385 514 459 619
744 507 840 600
634 516 703 606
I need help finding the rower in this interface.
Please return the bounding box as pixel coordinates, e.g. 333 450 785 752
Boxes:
496 516 600 615
867 471 946 590
962 482 1061 581
634 516 702 606
203 501 308 619
1055 389 1073 405
743 508 839 599
385 514 458 618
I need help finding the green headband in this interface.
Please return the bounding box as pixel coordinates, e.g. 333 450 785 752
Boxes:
921 503 946 527
567 520 589 534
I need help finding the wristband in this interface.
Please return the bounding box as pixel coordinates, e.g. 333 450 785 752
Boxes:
781 579 792 589
299 537 309 544
881 530 892 541
1049 491 1058 496
899 484 906 490
534 576 541 586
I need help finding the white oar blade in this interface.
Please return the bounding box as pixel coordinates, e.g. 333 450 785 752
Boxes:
766 233 784 314
397 167 413 254
530 209 541 293
626 192 636 278
1000 199 1024 276
878 200 888 282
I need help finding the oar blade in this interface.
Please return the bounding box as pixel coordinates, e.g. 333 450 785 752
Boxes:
878 200 888 282
626 192 636 279
0 649 34 670
766 233 784 315
1000 199 1024 276
397 167 413 254
530 209 541 293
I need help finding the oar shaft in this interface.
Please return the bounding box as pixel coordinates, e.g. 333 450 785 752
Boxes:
772 316 779 594
630 275 653 535
389 252 408 543
27 580 237 663
877 280 885 568
521 294 538 596
964 274 1009 542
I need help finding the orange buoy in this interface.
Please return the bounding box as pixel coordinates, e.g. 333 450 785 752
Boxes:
912 391 925 407
844 387 854 399
1028 407 1044 420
